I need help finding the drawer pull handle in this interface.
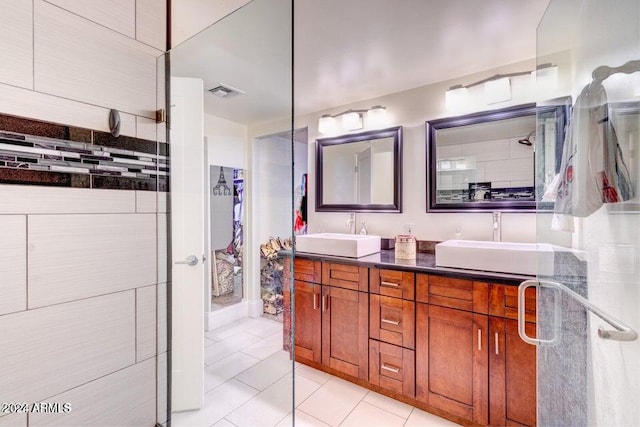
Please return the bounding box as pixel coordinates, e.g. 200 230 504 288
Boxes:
313 293 317 310
381 318 400 325
478 328 482 351
495 332 499 355
381 281 400 288
381 364 400 374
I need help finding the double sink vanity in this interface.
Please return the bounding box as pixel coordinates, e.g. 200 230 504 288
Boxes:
289 101 573 425
287 234 544 426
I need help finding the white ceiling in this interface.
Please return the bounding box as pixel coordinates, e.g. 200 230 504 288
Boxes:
170 0 551 125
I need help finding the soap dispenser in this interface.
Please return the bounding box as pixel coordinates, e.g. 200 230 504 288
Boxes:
359 222 368 235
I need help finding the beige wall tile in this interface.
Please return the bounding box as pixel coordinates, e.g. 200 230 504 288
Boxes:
0 0 33 89
34 0 159 118
43 0 135 38
136 191 158 213
157 352 168 425
158 214 168 284
0 185 136 215
157 282 167 354
137 285 157 362
136 0 167 51
0 413 26 427
0 291 135 403
0 215 26 315
30 358 155 427
0 83 136 137
28 214 156 308
137 115 157 141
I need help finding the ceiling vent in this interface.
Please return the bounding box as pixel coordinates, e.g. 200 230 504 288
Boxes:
208 84 244 98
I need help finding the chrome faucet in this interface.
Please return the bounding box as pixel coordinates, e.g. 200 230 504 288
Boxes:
492 212 502 242
346 212 357 234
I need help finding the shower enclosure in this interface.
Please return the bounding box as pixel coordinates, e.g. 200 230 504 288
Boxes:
167 0 295 423
533 1 640 425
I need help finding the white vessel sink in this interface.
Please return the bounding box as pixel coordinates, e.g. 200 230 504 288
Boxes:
435 240 555 276
295 233 381 258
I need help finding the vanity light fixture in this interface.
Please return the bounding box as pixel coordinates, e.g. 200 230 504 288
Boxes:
366 105 388 128
317 106 388 134
341 110 363 131
445 85 469 112
484 77 511 104
445 65 557 110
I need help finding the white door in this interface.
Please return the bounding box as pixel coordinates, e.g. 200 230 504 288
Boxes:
170 77 205 411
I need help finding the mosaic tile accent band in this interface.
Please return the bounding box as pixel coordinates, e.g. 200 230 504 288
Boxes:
0 114 168 191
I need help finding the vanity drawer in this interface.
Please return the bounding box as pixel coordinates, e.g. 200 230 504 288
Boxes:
416 274 488 314
370 268 415 300
369 339 415 398
370 294 415 349
294 258 322 283
489 284 536 323
322 262 368 292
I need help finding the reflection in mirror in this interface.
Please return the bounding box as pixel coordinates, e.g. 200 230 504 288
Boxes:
316 126 402 212
426 102 570 211
210 165 244 310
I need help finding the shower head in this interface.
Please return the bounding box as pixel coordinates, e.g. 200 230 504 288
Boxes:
518 131 535 147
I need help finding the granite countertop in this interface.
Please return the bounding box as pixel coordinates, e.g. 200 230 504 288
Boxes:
294 249 532 285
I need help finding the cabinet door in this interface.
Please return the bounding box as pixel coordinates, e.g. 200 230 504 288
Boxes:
294 280 321 364
489 317 537 427
416 303 488 425
322 286 368 380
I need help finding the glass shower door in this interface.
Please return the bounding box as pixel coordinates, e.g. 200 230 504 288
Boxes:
533 1 640 425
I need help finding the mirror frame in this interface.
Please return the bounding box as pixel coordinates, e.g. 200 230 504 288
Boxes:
316 126 403 212
426 102 569 212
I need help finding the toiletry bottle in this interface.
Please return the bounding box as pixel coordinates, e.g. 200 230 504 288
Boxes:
359 222 368 235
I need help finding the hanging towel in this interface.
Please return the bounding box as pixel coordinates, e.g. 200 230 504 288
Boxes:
553 81 633 229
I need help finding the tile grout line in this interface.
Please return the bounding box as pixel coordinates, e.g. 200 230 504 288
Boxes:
294 408 330 427
334 388 369 427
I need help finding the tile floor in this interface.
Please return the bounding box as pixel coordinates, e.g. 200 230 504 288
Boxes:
172 316 461 427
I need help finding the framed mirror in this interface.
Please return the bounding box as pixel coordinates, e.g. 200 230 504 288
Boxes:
316 126 402 212
426 101 570 212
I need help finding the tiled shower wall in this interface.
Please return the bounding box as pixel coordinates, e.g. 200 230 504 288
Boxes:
0 1 168 426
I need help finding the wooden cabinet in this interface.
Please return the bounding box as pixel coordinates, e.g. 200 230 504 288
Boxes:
369 269 416 398
369 339 415 397
292 259 537 427
415 276 537 426
293 280 321 364
291 260 369 381
321 284 369 380
322 262 368 292
370 294 415 349
489 285 537 427
416 303 489 425
370 268 415 300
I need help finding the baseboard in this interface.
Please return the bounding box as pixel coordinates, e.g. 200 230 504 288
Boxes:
204 299 265 331
205 301 249 331
248 298 264 318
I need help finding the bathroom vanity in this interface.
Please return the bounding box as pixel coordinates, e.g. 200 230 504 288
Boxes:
284 250 537 427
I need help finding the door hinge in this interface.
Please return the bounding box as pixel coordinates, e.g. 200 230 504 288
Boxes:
156 108 166 123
